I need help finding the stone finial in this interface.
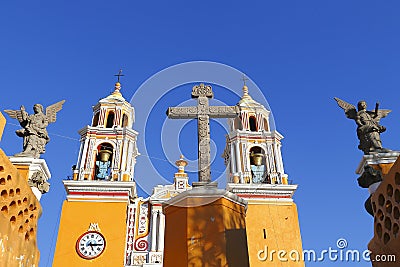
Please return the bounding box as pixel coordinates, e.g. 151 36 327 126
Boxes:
112 82 122 96
175 155 188 173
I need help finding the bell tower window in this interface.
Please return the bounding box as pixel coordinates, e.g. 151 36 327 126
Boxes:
234 117 243 130
92 112 100 127
94 143 113 180
250 146 267 184
122 114 129 127
106 111 115 128
264 118 269 131
249 116 257 131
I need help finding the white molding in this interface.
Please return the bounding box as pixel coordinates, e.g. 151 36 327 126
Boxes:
63 180 137 202
8 157 51 180
355 151 400 174
226 183 297 200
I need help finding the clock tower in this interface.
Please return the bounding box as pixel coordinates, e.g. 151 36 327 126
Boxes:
53 80 139 266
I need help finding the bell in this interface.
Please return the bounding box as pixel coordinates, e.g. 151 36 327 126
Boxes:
99 149 112 162
251 153 264 166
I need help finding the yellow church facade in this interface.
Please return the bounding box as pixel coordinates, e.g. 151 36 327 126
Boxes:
52 79 304 266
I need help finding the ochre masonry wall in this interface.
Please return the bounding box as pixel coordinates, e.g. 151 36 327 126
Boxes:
0 114 42 267
53 201 128 267
245 201 305 267
163 197 249 267
369 157 400 267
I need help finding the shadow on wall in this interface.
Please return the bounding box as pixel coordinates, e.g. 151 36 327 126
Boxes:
186 200 249 267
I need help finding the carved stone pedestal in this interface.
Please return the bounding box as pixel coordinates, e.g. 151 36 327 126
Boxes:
8 157 51 201
356 151 400 175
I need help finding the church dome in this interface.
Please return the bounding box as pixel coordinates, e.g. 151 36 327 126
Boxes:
237 85 268 110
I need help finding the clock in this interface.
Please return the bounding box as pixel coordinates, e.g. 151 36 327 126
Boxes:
76 231 106 259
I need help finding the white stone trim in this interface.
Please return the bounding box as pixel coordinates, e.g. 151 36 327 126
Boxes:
356 151 400 174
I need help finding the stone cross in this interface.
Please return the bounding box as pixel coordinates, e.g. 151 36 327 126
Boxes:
167 83 239 183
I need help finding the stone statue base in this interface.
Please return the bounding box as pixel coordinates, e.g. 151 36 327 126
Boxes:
8 156 51 201
356 151 400 175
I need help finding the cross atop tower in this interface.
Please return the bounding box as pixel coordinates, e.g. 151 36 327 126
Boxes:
114 69 124 83
241 74 249 86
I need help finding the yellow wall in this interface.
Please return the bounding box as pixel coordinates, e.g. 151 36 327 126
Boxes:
0 112 5 141
246 201 305 267
164 197 249 267
162 202 188 266
0 149 41 267
369 159 400 267
12 165 30 182
53 201 128 267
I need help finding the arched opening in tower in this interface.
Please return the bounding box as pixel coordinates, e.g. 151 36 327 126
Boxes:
92 112 100 127
94 143 113 180
105 111 115 128
249 146 268 184
263 118 269 131
249 116 257 131
234 117 243 130
122 113 129 127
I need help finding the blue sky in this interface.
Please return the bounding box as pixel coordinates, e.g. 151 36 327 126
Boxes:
1 1 400 266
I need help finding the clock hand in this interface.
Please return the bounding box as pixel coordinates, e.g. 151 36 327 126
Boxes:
88 242 95 252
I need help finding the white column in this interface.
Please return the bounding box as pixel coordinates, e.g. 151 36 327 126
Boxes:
230 142 236 174
127 141 133 173
79 138 90 170
235 141 241 174
273 143 280 173
151 209 158 251
266 144 274 173
120 140 129 172
277 143 285 173
76 141 84 169
157 211 165 252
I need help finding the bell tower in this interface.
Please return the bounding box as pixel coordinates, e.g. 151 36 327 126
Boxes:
223 83 305 267
73 81 139 182
53 78 139 266
222 83 287 185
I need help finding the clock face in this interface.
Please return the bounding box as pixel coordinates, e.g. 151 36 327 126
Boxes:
76 231 106 259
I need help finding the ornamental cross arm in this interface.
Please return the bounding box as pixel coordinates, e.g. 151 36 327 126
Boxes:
208 106 239 118
166 107 198 119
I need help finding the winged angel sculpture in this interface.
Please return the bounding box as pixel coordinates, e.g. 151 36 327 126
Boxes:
4 100 65 158
334 97 391 154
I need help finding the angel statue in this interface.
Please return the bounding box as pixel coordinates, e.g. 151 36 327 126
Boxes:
4 100 65 158
334 97 391 154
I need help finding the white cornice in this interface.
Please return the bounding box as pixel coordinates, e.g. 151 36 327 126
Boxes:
356 151 400 174
226 183 297 200
63 180 137 201
78 126 138 137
